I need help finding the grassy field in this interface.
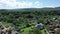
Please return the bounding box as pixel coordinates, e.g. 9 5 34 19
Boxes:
21 26 48 34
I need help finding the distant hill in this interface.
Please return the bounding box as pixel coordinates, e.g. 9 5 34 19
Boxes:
0 7 60 12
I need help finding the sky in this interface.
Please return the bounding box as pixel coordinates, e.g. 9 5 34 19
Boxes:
0 0 60 9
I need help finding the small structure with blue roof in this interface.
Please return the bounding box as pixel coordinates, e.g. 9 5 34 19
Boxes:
35 22 43 29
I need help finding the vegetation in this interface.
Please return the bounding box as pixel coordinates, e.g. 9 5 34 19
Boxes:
0 8 60 34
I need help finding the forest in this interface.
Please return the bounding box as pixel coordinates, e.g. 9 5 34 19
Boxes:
0 8 60 34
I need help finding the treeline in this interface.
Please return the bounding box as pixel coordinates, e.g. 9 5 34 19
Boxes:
0 9 60 29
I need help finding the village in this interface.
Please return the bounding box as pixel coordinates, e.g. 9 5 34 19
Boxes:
0 8 60 34
0 16 60 34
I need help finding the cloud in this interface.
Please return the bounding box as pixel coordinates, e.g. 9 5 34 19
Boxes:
0 0 42 9
43 5 57 8
15 1 33 8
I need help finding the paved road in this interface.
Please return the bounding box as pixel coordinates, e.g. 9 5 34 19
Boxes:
0 22 11 32
0 22 6 28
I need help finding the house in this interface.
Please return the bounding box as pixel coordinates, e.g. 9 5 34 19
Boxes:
35 22 43 29
11 30 20 34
